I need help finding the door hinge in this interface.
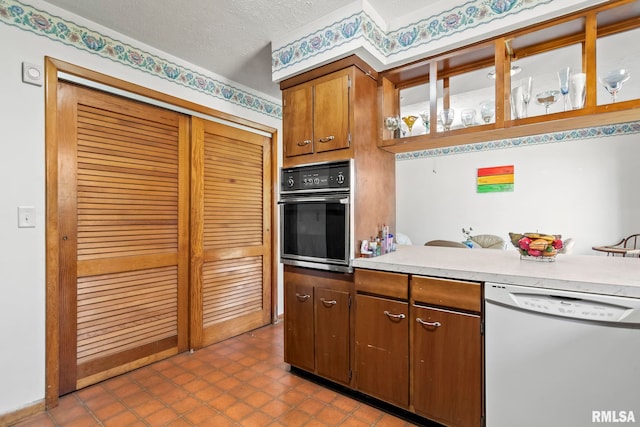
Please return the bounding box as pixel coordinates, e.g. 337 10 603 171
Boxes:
347 76 352 89
348 132 351 143
348 294 352 308
480 319 485 336
349 369 353 380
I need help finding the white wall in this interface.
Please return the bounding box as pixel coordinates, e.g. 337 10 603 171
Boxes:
0 3 282 415
396 132 640 255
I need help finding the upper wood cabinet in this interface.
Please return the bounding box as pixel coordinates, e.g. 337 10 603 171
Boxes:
379 0 640 154
280 56 380 167
283 71 349 157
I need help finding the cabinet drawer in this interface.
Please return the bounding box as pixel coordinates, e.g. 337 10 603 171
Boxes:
355 269 408 299
411 276 481 312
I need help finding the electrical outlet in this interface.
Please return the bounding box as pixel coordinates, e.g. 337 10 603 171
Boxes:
18 206 36 228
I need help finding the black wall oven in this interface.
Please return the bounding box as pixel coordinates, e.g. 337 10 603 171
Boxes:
279 160 353 272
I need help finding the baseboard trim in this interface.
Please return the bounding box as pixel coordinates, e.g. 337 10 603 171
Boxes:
0 400 46 427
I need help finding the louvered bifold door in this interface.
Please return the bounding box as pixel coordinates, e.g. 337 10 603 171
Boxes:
190 117 272 348
57 82 189 394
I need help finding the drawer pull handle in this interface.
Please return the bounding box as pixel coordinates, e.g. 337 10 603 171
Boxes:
318 135 335 143
384 310 406 320
296 139 311 146
320 298 337 306
295 293 311 301
416 318 441 327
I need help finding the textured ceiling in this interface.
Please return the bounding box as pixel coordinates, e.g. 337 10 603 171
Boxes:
42 0 432 100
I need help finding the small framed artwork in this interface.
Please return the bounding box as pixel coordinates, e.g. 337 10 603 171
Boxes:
477 165 514 193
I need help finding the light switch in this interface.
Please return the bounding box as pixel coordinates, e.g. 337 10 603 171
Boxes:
18 206 36 228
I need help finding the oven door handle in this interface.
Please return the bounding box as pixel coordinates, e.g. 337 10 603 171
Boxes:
278 197 349 204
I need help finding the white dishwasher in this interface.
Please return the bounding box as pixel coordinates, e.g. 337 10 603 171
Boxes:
485 282 640 427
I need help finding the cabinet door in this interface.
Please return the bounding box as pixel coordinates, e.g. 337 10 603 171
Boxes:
355 294 409 407
413 305 482 427
284 282 314 371
283 85 313 157
315 287 350 384
314 73 350 153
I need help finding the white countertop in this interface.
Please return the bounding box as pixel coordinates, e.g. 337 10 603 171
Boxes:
352 245 640 298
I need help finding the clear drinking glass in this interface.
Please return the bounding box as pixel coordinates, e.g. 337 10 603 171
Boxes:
461 109 477 127
569 73 586 110
383 116 400 137
510 86 525 119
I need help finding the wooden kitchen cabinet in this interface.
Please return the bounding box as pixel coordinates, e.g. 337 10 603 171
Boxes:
280 56 381 168
354 269 409 408
283 70 349 158
411 276 483 427
283 265 353 386
280 56 396 253
315 286 351 384
284 280 315 372
285 267 484 425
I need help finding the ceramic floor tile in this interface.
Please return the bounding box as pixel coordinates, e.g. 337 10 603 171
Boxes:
13 322 429 427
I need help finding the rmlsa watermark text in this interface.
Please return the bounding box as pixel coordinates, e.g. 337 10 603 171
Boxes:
593 411 636 423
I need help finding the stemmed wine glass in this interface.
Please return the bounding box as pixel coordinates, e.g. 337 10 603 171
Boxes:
521 77 533 118
419 111 430 132
600 69 631 103
535 91 560 114
479 101 495 124
558 67 571 111
402 115 419 136
439 109 455 131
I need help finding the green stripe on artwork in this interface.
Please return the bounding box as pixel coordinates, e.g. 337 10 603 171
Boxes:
477 183 514 193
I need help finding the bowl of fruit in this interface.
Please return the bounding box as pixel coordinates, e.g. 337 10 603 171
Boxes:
509 232 564 262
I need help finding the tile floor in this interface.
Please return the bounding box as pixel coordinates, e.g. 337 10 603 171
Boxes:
14 321 426 426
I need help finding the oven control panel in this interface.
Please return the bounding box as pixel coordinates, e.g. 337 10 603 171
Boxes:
281 160 351 192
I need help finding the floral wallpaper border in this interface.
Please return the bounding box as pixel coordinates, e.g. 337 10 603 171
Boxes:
396 121 640 161
273 0 553 72
0 0 283 119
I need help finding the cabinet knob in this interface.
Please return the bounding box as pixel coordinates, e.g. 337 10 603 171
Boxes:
295 293 311 301
318 135 335 143
296 139 311 146
320 298 337 306
383 310 406 320
416 318 442 327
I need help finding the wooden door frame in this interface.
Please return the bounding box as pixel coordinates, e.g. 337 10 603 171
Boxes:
44 57 279 408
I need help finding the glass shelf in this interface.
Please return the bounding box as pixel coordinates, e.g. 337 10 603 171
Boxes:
379 1 640 152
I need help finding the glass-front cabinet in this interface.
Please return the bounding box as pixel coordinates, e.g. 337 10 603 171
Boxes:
379 0 640 153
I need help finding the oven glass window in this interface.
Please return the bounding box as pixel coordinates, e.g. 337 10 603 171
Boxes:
282 201 347 261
